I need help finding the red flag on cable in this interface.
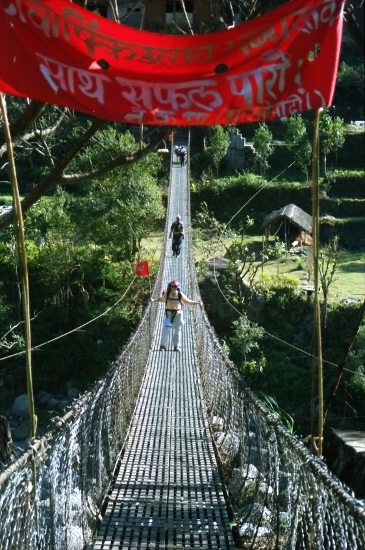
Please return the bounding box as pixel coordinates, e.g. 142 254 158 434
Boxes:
0 0 345 126
134 260 150 277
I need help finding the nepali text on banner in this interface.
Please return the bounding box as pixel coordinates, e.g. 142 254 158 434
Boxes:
0 0 344 126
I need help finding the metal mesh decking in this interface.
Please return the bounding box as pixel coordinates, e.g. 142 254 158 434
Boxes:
92 140 236 549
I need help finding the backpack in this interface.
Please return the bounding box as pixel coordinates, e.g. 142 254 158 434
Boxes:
171 221 183 235
164 282 183 323
166 281 182 301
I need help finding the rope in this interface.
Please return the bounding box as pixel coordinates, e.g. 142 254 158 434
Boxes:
0 276 137 362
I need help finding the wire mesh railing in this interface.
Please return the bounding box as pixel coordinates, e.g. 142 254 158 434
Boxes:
0 147 169 549
188 271 365 548
0 297 159 549
183 137 365 548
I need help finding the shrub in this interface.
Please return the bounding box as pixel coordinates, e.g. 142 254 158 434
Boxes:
255 273 301 307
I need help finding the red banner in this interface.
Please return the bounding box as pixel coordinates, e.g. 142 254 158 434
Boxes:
134 260 150 277
0 0 344 126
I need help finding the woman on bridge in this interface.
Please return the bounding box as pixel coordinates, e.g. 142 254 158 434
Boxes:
152 280 200 352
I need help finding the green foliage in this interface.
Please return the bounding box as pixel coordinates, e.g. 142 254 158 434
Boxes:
230 315 265 357
265 239 287 262
319 112 346 156
325 169 365 198
191 155 364 433
337 62 364 87
75 173 164 258
283 115 311 178
229 315 266 382
348 365 365 395
193 201 234 258
190 126 230 179
319 110 346 174
225 237 263 294
255 273 301 306
77 128 138 169
0 128 165 398
191 173 310 236
191 172 266 195
253 123 273 174
258 392 295 432
207 126 230 176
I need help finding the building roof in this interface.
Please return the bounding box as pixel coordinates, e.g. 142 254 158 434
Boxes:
262 203 312 233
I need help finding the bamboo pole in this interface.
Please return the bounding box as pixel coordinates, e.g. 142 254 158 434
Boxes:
0 93 37 439
310 108 324 455
0 92 40 540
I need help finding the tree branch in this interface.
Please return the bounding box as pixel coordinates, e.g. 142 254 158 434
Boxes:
1 109 67 157
0 118 107 228
0 101 45 150
60 127 168 184
324 299 365 421
0 123 168 228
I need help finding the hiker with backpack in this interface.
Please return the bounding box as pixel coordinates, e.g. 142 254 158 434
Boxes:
174 145 186 166
151 280 201 352
169 215 184 257
178 147 186 166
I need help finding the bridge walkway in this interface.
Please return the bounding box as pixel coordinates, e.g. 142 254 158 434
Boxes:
92 142 236 549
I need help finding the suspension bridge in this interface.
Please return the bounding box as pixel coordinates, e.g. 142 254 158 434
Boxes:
0 136 364 549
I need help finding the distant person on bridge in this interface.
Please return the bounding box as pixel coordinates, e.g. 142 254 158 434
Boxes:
178 147 186 166
169 215 184 257
174 145 186 166
152 280 201 352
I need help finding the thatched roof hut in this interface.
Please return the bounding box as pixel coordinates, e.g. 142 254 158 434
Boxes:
263 204 312 248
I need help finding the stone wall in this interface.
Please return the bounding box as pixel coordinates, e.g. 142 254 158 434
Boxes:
325 428 365 498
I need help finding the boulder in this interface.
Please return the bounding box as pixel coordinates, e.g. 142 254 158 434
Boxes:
11 394 29 418
215 431 239 461
14 419 31 440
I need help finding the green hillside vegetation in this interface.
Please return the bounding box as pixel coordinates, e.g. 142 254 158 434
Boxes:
190 126 365 435
189 46 364 434
0 133 167 414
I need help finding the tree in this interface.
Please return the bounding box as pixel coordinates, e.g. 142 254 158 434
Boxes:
284 115 311 180
194 204 277 310
253 123 273 174
318 236 340 329
319 110 346 176
208 126 230 176
0 99 168 229
74 158 165 260
229 314 265 376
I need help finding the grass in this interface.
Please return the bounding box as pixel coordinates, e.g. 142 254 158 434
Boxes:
0 195 14 203
331 250 365 301
140 232 163 263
